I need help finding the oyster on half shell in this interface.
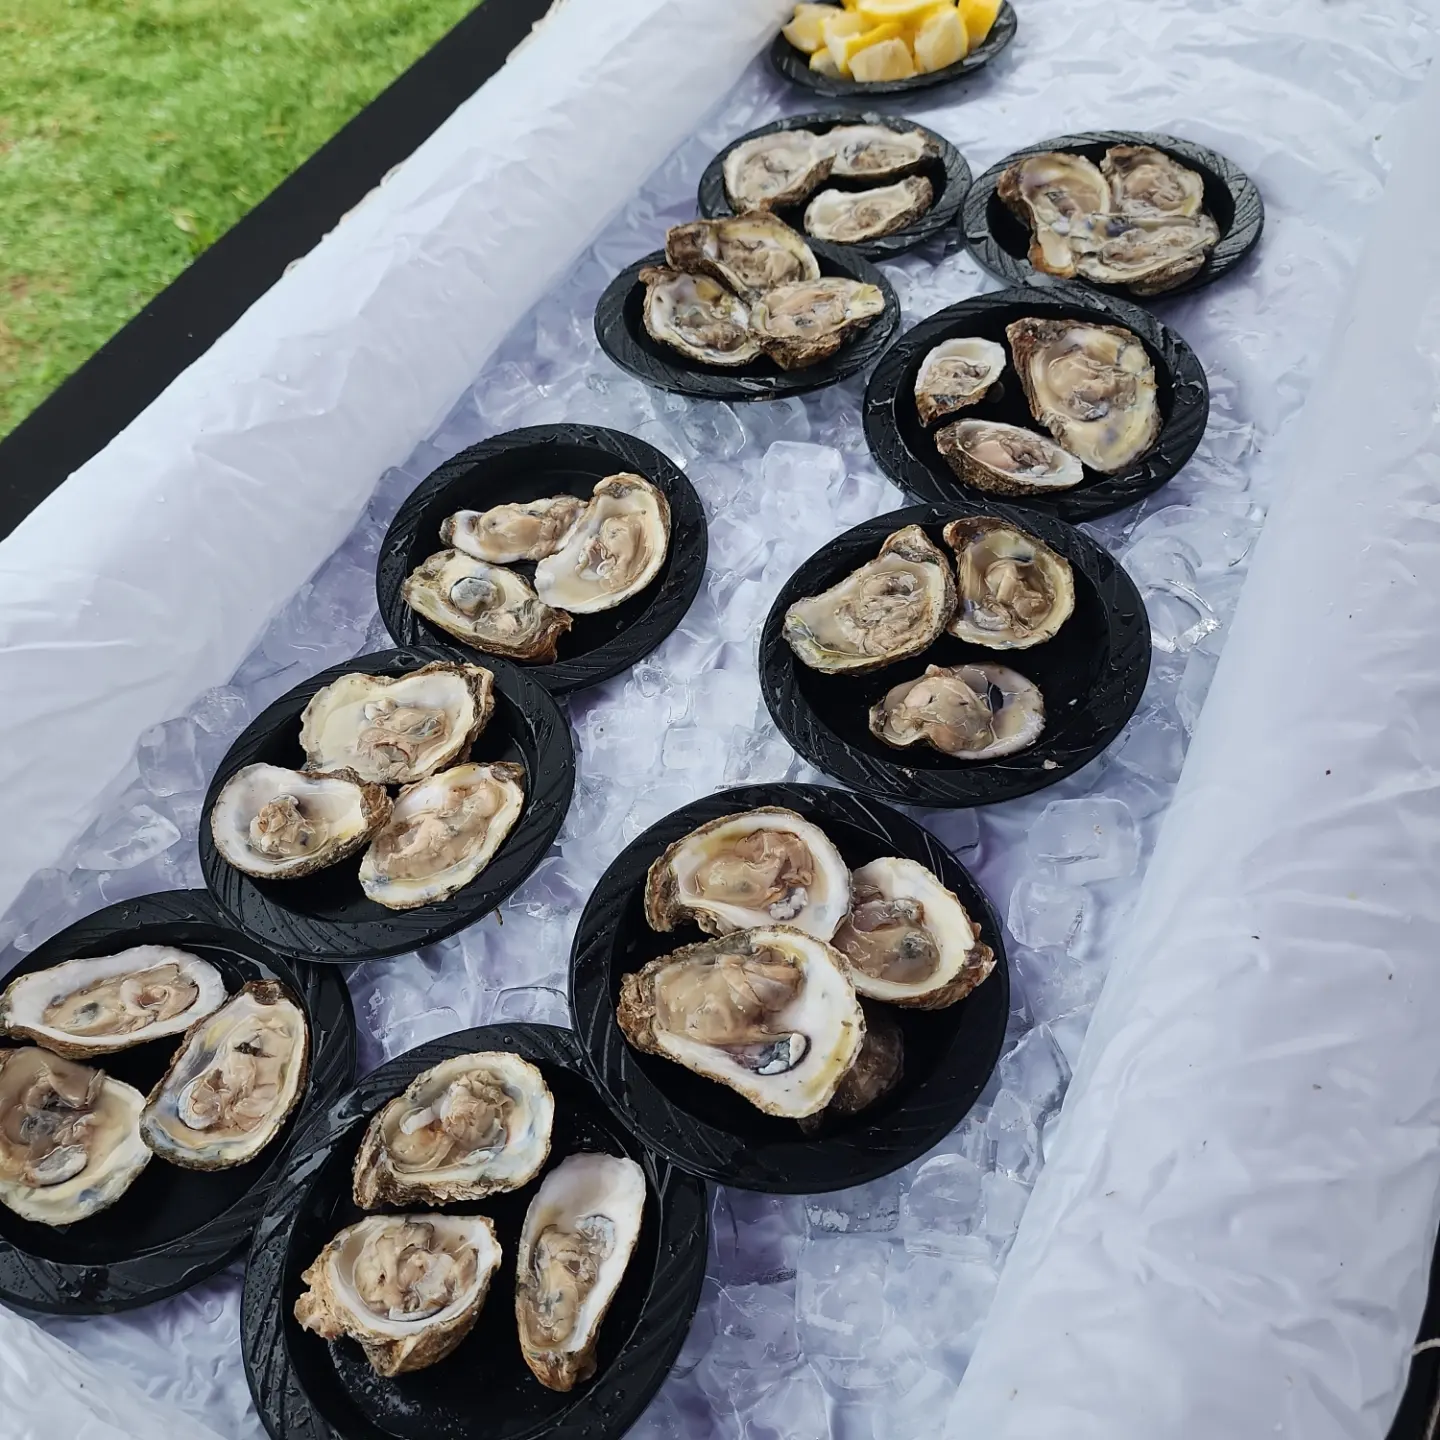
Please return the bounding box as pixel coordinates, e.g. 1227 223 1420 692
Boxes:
997 151 1111 277
1103 144 1205 218
914 337 1007 426
748 277 886 370
617 926 864 1118
944 516 1075 650
665 212 819 299
353 1051 554 1208
638 267 761 368
722 129 834 211
935 419 1084 495
442 497 587 565
825 124 938 180
870 662 1045 760
804 176 934 244
403 551 572 662
1070 212 1220 295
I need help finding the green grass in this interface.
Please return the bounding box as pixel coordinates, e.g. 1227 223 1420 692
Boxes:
0 0 479 437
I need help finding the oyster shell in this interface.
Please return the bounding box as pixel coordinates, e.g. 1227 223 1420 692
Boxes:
210 764 391 880
798 1003 904 1133
833 857 995 1007
402 550 572 662
299 663 494 787
358 761 526 910
1071 212 1220 295
804 176 934 244
665 212 819 299
1103 144 1205 218
944 516 1075 650
825 123 938 180
140 979 308 1170
0 947 226 1059
0 1047 150 1225
533 473 670 615
515 1152 645 1391
1006 317 1160 473
914 336 1007 425
644 807 851 941
870 662 1045 760
997 151 1111 277
748 277 886 370
638 266 761 367
352 1051 554 1208
441 497 587 565
722 129 834 211
783 524 955 674
935 418 1084 495
617 925 865 1118
295 1214 502 1377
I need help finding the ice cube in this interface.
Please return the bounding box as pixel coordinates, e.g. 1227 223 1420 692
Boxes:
1026 797 1139 884
997 1023 1071 1118
1006 878 1089 953
805 1175 901 1236
900 1153 983 1253
735 1363 828 1440
74 804 182 872
136 718 205 798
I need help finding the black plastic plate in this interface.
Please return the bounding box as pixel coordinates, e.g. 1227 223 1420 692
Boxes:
964 129 1265 300
0 889 354 1314
769 2 1017 98
569 783 1009 1193
242 1024 708 1440
863 285 1209 522
594 241 899 401
697 111 972 262
377 426 707 697
200 648 574 962
759 504 1150 807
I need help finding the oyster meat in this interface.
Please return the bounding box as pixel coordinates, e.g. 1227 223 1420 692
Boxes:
353 1051 554 1208
638 266 761 368
804 176 934 244
914 336 1007 425
1007 317 1160 473
0 947 226 1059
515 1152 645 1392
833 857 995 1007
441 497 586 565
799 1004 904 1133
748 277 886 370
617 926 864 1118
783 524 955 674
665 212 819 299
0 1047 150 1225
296 1214 502 1377
645 807 851 941
402 550 572 662
210 764 391 881
299 663 494 787
870 662 1045 760
825 124 937 180
359 761 526 910
140 979 308 1169
944 516 1075 649
1070 212 1220 295
935 418 1084 495
533 473 670 615
722 129 834 211
997 151 1111 277
1103 144 1205 218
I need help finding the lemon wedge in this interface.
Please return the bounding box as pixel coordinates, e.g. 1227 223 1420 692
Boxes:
856 0 949 22
913 5 969 70
783 3 838 53
849 34 918 81
958 0 1002 48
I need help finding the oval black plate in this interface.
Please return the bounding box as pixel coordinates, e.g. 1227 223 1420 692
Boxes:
242 1023 708 1440
864 285 1209 522
697 111 971 262
769 1 1017 98
964 129 1264 300
200 648 575 962
594 240 899 401
377 426 707 696
0 889 354 1314
759 505 1150 807
570 783 1009 1193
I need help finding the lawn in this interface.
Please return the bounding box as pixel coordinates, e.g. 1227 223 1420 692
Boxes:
0 0 479 438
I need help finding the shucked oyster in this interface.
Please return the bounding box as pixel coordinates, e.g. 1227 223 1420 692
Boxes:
1070 212 1220 296
140 980 309 1170
833 857 995 1007
870 662 1045 760
914 337 1007 426
353 1051 554 1208
0 947 226 1059
645 807 851 941
825 124 938 180
516 1152 645 1392
359 761 526 910
617 926 864 1118
935 419 1084 495
534 473 670 615
748 277 886 370
666 212 819 299
1103 144 1205 219
296 1214 502 1377
0 1047 150 1225
1007 317 1160 473
210 764 391 880
944 516 1075 650
804 176 934 244
723 129 834 211
442 497 587 565
783 525 955 674
299 663 494 786
997 151 1111 277
638 267 761 368
403 550 571 662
